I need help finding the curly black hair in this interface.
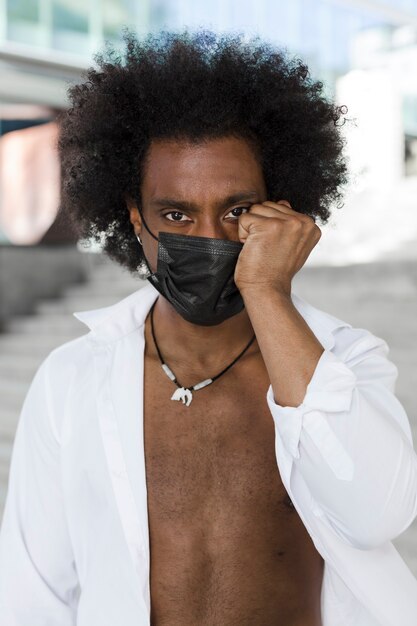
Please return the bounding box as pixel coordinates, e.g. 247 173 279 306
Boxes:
57 28 351 275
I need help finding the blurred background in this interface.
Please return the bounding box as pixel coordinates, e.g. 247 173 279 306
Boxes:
0 0 416 575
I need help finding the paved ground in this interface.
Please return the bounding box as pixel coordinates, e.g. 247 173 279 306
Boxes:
0 251 416 578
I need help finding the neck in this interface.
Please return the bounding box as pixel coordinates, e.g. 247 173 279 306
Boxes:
147 295 258 370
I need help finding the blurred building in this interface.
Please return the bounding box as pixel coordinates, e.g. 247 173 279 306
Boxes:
349 21 417 179
320 19 417 266
0 0 417 256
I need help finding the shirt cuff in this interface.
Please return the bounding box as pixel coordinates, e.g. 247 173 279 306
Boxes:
266 349 357 473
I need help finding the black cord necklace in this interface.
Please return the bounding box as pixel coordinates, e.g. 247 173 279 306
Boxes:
149 300 256 407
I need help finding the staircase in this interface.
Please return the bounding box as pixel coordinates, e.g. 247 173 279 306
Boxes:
0 254 416 577
0 253 144 514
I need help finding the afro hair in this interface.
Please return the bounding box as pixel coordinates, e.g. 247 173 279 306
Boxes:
57 28 351 275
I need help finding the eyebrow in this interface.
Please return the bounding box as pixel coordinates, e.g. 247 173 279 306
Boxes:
149 191 259 213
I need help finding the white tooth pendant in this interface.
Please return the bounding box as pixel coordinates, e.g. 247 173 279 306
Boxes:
171 387 193 406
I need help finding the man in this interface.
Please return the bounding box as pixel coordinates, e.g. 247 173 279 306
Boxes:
0 29 417 626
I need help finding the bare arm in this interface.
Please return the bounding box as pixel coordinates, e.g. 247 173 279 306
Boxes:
242 286 325 408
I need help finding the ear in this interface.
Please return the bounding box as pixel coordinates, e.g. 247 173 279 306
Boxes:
124 194 142 233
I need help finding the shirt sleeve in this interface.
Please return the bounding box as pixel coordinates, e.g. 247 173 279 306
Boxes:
266 326 417 551
0 354 80 625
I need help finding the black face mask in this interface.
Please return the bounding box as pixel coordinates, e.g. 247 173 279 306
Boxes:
137 210 245 326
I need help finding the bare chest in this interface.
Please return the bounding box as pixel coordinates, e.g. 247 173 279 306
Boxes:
143 351 324 625
143 352 291 523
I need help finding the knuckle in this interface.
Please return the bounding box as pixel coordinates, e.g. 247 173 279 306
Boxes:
300 213 315 224
271 218 284 231
314 224 322 238
289 216 303 229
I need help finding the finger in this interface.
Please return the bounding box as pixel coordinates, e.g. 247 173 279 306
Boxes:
238 207 288 243
242 203 321 245
262 200 294 214
247 204 314 229
262 200 316 224
247 203 291 220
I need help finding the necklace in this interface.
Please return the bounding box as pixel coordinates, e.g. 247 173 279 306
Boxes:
149 300 256 406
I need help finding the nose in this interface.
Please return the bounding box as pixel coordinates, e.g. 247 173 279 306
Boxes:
191 216 233 241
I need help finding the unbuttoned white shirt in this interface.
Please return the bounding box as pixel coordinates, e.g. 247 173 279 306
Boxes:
1 281 417 626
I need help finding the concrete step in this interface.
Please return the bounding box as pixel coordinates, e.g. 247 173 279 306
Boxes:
64 280 144 298
0 439 13 470
84 271 140 285
292 263 417 302
0 332 81 356
6 314 86 335
87 273 142 292
0 408 19 442
35 294 130 315
0 379 30 411
0 462 10 488
0 354 43 383
86 261 138 274
0 482 9 521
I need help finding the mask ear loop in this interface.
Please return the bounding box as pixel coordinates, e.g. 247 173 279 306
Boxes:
137 206 159 242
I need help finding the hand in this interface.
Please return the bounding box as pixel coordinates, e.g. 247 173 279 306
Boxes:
234 200 322 297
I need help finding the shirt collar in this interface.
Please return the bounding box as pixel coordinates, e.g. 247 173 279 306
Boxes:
72 281 351 351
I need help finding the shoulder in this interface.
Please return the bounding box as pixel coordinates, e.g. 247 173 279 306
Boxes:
33 335 95 422
16 334 95 446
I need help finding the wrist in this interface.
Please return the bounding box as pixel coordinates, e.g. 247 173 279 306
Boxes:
238 282 292 302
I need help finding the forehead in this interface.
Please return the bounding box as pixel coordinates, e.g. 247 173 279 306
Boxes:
141 135 266 201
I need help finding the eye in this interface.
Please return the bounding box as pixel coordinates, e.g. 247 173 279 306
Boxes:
225 206 250 219
163 211 192 222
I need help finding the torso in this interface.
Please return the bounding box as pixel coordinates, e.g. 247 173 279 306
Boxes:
143 316 324 626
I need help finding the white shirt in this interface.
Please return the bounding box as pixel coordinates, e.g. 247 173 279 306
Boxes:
1 281 417 626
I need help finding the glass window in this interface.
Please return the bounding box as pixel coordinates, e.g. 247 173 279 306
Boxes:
52 0 88 33
51 0 89 55
7 0 42 46
104 0 131 39
7 0 39 22
103 0 149 41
